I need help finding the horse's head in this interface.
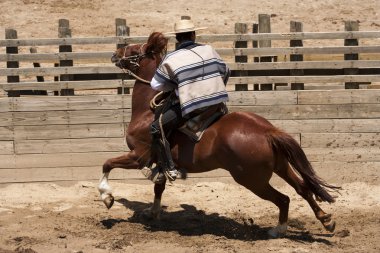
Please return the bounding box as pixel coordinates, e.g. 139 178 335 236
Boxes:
111 32 169 73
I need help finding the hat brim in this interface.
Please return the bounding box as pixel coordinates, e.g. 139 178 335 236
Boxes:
166 27 207 34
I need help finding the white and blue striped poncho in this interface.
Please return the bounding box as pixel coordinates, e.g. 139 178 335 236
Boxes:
151 42 230 116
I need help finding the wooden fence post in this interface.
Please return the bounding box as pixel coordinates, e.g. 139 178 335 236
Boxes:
258 14 274 90
5 29 20 97
116 18 130 94
252 23 259 90
58 19 74 96
234 23 248 91
344 20 359 89
30 47 47 95
290 21 304 90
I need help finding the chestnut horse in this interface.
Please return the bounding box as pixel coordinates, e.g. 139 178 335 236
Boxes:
98 32 338 237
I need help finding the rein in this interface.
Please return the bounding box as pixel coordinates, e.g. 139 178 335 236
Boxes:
121 68 151 84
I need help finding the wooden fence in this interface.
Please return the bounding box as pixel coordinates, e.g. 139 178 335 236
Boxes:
1 17 380 95
0 89 379 183
0 17 379 184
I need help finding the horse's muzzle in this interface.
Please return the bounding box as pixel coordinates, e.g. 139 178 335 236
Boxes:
111 53 119 64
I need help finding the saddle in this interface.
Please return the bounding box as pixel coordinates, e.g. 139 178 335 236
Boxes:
178 103 228 142
150 92 228 142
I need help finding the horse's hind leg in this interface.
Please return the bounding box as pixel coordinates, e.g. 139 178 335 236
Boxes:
276 164 335 232
232 175 290 238
98 151 141 209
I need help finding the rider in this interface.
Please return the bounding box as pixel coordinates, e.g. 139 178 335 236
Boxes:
147 17 230 183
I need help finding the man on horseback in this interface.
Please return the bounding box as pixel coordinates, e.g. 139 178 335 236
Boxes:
146 18 231 183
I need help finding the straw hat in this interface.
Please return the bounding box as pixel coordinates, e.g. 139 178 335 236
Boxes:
169 19 207 34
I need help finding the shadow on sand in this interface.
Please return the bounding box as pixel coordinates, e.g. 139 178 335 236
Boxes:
100 198 333 244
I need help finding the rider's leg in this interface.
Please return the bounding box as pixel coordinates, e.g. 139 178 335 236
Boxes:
150 103 182 182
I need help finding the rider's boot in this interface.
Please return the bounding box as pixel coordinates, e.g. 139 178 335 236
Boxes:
144 127 178 184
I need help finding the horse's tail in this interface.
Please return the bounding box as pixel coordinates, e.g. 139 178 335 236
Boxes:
267 129 339 203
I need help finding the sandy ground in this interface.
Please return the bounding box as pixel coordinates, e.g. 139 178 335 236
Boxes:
1 1 380 252
0 177 379 253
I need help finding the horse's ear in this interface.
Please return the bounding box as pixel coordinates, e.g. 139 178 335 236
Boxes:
146 32 168 55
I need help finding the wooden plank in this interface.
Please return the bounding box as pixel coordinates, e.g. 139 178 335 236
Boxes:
1 95 131 112
3 152 124 168
227 60 380 71
2 31 380 47
0 167 234 183
298 89 380 104
10 109 130 126
0 79 132 91
0 112 13 126
310 161 380 184
270 119 380 133
301 133 380 148
0 161 378 184
230 104 380 120
1 60 379 76
227 75 380 85
0 167 129 183
0 141 13 155
304 147 380 162
0 66 121 77
1 75 380 92
0 36 148 47
14 123 125 140
14 137 128 154
0 126 13 140
0 51 113 62
227 91 297 105
1 45 380 62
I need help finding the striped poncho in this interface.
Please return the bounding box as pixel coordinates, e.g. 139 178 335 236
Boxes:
151 41 230 116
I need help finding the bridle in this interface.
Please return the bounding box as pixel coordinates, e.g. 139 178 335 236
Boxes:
119 43 152 84
116 43 165 109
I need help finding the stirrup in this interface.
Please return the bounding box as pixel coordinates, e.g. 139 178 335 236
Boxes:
165 169 178 182
141 166 166 184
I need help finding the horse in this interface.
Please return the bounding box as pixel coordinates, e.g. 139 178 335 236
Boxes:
98 32 339 237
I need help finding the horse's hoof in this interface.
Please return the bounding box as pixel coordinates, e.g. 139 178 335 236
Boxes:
142 208 160 220
103 195 114 209
324 220 336 232
268 223 287 238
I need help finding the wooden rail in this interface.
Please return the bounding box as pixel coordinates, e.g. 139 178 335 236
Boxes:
0 20 380 92
1 18 380 94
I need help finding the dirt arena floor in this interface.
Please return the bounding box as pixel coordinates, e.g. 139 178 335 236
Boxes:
0 173 379 253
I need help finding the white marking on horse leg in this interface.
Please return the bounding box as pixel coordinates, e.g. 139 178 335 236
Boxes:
98 172 112 200
268 222 288 238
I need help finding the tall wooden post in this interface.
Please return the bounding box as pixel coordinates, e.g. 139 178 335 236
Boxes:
30 47 47 95
58 19 74 96
258 14 273 90
234 23 248 91
344 20 359 89
115 18 130 49
290 21 304 90
252 23 259 90
5 29 20 97
116 18 130 94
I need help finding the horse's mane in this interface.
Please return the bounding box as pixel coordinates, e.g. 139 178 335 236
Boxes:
146 32 168 57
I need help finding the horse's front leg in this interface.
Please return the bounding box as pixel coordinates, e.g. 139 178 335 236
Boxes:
143 181 166 219
98 151 141 209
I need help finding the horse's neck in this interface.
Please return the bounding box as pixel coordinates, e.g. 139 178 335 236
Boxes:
130 84 156 119
130 59 158 123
